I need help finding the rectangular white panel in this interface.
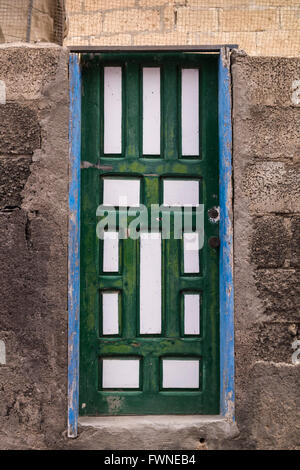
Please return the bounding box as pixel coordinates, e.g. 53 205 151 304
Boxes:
102 292 119 335
102 359 140 388
140 233 161 334
163 180 199 207
103 231 119 272
103 178 140 207
143 67 161 155
184 294 200 335
104 67 122 154
162 359 199 389
183 232 200 273
182 68 199 156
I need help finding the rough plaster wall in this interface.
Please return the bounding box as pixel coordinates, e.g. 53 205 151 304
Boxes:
64 0 300 57
0 44 69 449
230 52 300 450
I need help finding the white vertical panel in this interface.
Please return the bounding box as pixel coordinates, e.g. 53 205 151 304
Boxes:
143 67 161 155
184 294 200 335
0 340 6 365
0 80 6 105
104 67 122 154
102 292 119 335
183 232 200 273
163 180 199 207
102 359 140 388
103 231 119 272
140 233 161 334
103 178 140 207
182 68 199 156
162 359 199 388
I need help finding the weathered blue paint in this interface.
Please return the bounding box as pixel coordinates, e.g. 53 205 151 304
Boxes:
219 48 235 420
68 53 81 438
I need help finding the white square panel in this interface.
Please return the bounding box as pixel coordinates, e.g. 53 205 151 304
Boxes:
102 359 140 389
103 178 140 207
163 180 199 207
162 359 200 389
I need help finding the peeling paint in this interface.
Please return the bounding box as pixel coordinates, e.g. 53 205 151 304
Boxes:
106 396 125 414
225 391 235 420
219 49 235 421
81 161 113 170
68 54 81 439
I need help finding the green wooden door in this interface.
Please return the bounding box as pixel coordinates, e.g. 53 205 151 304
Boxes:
80 53 219 415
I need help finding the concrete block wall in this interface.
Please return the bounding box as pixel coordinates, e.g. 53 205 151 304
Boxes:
65 0 300 56
0 44 69 449
231 52 300 449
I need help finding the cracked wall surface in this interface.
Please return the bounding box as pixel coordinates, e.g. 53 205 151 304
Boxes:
0 45 299 450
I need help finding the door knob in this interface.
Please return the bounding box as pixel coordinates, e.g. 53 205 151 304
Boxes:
208 207 219 222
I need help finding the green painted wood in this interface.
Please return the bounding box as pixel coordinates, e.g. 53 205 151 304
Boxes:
80 53 219 415
164 225 181 338
125 63 140 159
163 63 178 161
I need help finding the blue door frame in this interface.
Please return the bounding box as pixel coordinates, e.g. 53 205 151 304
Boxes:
67 49 234 438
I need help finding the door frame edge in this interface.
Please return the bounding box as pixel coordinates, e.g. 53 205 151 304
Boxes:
68 53 81 438
219 47 235 421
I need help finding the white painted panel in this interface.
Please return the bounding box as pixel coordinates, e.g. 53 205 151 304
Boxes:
104 67 122 154
102 292 119 335
162 359 199 388
140 232 161 334
102 359 140 388
103 178 140 207
103 231 119 272
163 180 199 207
182 68 199 156
0 340 6 365
143 67 161 155
183 232 200 273
184 294 200 335
0 80 6 105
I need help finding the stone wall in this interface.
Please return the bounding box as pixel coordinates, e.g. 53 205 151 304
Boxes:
231 52 300 450
65 0 300 57
0 44 299 449
0 0 66 45
0 44 69 449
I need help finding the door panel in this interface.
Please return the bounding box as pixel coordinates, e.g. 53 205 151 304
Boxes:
80 53 219 415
